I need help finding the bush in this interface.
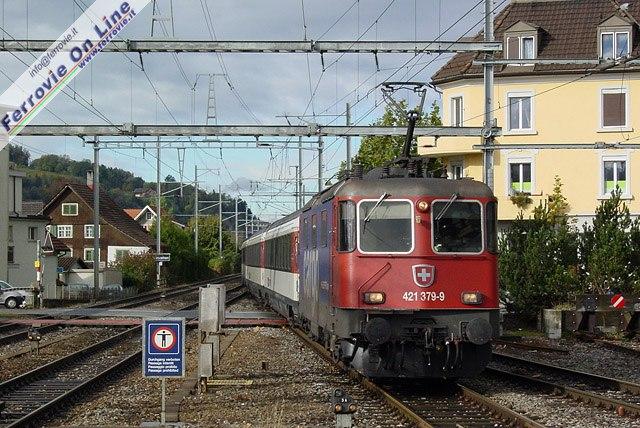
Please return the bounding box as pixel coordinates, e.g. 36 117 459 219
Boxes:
500 176 580 317
499 203 579 318
579 189 640 294
112 252 156 292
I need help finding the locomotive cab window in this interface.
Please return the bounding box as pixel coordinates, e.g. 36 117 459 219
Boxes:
338 201 356 252
432 200 483 254
358 199 413 253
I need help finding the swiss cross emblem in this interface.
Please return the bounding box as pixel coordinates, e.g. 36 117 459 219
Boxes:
412 264 435 288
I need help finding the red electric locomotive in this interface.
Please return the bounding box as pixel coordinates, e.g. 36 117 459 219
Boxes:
242 98 499 379
242 160 499 379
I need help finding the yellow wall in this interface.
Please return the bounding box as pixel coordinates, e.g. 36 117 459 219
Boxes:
419 73 640 220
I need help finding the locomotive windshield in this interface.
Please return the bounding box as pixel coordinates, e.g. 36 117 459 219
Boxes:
359 200 413 253
432 201 483 253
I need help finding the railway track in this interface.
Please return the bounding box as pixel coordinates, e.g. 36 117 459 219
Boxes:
291 328 542 428
0 274 240 347
491 351 640 417
0 280 242 427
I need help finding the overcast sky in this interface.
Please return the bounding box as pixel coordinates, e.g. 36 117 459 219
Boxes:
0 0 499 221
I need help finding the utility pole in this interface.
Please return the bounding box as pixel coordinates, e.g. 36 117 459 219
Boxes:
346 103 352 171
194 165 199 253
244 206 248 239
298 137 303 208
318 137 323 192
35 239 42 307
483 0 495 190
156 137 162 289
234 199 239 252
218 184 223 257
92 139 100 302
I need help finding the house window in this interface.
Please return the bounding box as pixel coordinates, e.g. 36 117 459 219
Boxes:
451 96 463 127
28 227 38 241
602 157 628 196
62 203 78 216
57 225 73 238
507 93 533 131
146 212 153 220
8 225 13 242
601 31 629 59
601 88 627 128
84 225 101 239
8 246 15 264
509 161 533 194
450 161 464 180
84 247 99 262
115 249 129 260
506 35 535 60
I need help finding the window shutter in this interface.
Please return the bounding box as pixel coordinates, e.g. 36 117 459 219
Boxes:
603 93 625 127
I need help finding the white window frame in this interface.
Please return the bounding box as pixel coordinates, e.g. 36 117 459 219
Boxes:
356 199 415 255
599 153 631 199
84 224 101 239
28 226 38 241
61 203 78 216
599 87 630 132
506 157 535 196
600 31 630 59
84 247 99 262
431 200 485 255
449 160 464 180
450 95 464 127
506 35 536 61
57 225 73 239
505 91 535 134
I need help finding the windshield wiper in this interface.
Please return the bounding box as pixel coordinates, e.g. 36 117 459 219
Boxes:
364 193 389 223
435 193 459 221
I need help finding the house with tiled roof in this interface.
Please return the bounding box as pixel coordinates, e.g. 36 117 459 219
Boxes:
42 173 156 266
420 0 640 226
124 205 186 231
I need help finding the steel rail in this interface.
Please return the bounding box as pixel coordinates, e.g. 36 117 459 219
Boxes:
0 274 240 347
492 351 640 396
493 338 569 354
291 327 542 428
484 366 640 417
592 339 640 359
0 280 242 427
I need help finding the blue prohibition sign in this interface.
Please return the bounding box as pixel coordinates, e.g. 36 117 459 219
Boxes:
143 318 185 378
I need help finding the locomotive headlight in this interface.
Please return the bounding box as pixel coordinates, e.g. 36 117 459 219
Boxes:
461 291 484 305
363 292 385 304
416 200 429 212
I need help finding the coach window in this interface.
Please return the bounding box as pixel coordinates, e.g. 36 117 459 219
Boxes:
358 200 413 253
486 201 498 253
338 201 356 252
432 201 483 254
311 214 318 248
303 218 309 249
320 210 328 247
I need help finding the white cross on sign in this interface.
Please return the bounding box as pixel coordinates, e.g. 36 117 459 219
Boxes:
417 269 431 282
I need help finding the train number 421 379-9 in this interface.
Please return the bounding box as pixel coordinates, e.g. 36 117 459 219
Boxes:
402 291 445 302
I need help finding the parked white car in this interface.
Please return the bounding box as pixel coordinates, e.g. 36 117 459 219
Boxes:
0 281 28 309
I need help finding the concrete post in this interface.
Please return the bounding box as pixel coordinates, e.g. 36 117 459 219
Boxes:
198 284 226 392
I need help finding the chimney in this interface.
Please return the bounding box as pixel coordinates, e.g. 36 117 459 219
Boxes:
87 171 94 189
